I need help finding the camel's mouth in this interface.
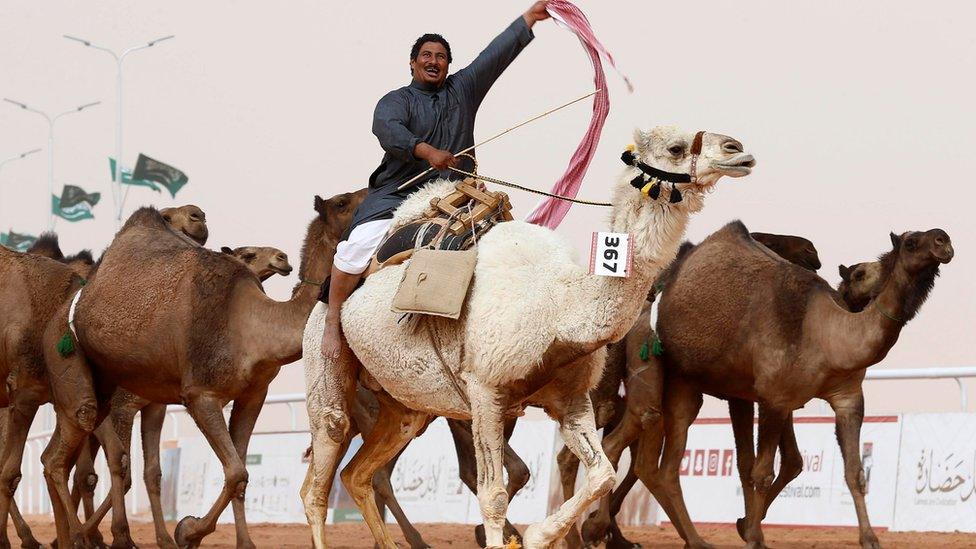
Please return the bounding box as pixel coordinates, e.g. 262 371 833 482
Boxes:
184 227 209 246
273 264 294 276
712 153 756 177
934 247 954 264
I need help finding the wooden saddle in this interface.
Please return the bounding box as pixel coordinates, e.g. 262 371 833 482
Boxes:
365 178 513 276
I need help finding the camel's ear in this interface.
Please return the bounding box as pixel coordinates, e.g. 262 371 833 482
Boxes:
220 246 233 255
314 195 327 217
632 128 649 151
838 264 851 281
889 232 901 249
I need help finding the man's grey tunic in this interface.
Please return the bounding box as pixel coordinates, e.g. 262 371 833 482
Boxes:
349 17 534 230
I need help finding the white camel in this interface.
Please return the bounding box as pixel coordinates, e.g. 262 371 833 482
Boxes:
302 126 755 548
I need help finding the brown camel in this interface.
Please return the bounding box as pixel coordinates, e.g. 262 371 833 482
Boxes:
159 205 208 245
839 261 884 312
0 209 213 549
570 233 822 549
26 232 95 278
579 249 894 549
221 246 293 281
72 239 300 549
639 222 952 549
0 237 91 549
37 190 365 548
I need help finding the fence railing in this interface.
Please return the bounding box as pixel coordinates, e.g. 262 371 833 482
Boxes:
864 366 976 411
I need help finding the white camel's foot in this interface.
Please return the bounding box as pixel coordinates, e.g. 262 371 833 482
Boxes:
521 522 556 549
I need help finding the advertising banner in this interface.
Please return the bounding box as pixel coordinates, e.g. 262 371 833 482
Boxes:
661 416 900 528
176 432 311 523
892 413 976 532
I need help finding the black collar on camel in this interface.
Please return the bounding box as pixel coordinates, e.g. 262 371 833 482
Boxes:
621 130 705 204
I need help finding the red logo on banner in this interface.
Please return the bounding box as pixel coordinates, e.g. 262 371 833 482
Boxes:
693 450 705 476
707 449 720 476
680 450 691 475
722 449 734 476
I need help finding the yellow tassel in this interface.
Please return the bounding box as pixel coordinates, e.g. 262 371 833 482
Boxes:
625 143 636 152
640 181 654 196
504 535 523 549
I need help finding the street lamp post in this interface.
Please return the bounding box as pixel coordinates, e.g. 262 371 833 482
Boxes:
0 148 42 225
3 99 100 230
64 34 174 225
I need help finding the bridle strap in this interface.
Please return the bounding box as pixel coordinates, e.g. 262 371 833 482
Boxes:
689 130 705 184
300 278 326 286
691 130 704 155
872 300 904 324
622 130 707 197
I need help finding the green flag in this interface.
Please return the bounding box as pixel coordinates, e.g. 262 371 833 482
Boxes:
52 185 100 222
0 230 38 252
109 157 161 192
132 154 188 198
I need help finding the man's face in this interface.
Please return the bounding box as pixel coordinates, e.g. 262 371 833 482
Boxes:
410 41 449 88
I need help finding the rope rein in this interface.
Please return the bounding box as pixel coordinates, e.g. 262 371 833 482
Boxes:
446 166 612 207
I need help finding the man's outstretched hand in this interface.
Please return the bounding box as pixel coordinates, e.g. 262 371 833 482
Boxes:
524 1 551 27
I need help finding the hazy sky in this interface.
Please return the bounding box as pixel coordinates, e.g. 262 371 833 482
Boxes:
1 1 972 415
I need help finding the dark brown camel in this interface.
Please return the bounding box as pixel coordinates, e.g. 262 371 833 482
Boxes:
642 222 951 549
579 242 896 549
37 190 365 549
571 233 821 549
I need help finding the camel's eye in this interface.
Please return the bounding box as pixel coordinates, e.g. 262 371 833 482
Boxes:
668 144 684 156
334 200 347 210
905 237 919 251
854 271 864 281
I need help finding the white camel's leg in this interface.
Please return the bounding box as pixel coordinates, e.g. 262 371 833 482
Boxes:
301 335 358 549
523 392 615 548
468 381 510 548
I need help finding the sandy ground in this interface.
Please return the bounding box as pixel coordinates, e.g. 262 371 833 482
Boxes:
8 519 976 548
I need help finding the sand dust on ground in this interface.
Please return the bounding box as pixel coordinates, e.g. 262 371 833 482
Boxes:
10 519 976 548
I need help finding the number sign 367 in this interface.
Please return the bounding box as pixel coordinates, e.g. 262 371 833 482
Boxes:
590 232 633 277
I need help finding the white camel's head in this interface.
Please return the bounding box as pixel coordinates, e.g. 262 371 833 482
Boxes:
631 126 755 191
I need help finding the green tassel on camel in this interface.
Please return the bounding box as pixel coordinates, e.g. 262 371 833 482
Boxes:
56 331 75 357
639 338 665 361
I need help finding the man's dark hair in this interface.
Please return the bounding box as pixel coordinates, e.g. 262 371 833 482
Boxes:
410 33 452 63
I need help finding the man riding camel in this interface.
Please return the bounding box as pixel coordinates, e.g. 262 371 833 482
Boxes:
321 1 551 358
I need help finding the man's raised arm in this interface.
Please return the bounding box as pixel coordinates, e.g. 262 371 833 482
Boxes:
457 1 550 106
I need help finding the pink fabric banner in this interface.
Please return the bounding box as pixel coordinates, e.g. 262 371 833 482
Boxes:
524 0 632 229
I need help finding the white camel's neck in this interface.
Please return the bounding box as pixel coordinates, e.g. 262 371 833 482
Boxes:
561 180 701 349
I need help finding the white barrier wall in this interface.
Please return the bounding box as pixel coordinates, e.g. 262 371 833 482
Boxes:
892 413 976 532
668 417 901 528
163 413 976 533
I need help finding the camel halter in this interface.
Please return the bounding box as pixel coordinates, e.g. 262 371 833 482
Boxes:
622 130 705 204
872 300 905 324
